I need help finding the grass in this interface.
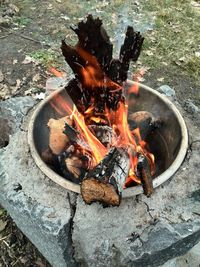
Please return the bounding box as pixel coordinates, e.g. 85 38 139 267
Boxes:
138 0 200 85
29 49 61 67
14 16 31 26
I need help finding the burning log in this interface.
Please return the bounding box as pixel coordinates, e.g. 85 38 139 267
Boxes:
137 154 153 197
128 111 163 140
58 145 90 184
61 15 144 112
88 125 113 147
109 26 144 83
47 116 72 155
81 147 130 206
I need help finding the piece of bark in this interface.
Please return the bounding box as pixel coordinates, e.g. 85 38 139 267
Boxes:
128 111 163 140
47 116 72 155
81 147 130 206
137 154 153 197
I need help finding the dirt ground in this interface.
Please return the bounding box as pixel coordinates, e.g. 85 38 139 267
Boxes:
0 0 200 266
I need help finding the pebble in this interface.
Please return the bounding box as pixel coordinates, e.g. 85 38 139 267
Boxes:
158 85 176 98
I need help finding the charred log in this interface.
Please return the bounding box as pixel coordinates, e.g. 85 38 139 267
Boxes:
81 147 130 206
70 14 113 75
61 15 144 112
88 125 114 147
137 154 153 197
58 146 90 184
128 111 163 140
109 27 144 83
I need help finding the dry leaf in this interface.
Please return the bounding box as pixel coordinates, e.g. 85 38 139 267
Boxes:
157 77 164 82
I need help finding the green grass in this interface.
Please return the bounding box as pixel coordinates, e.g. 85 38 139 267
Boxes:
139 0 200 85
29 49 61 67
14 16 31 26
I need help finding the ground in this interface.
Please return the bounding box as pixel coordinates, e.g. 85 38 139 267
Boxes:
0 0 199 266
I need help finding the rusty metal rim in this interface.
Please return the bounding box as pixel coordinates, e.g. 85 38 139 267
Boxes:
28 81 188 198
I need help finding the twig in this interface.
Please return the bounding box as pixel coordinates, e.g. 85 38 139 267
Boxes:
0 234 10 242
0 33 12 39
3 240 10 248
0 25 50 46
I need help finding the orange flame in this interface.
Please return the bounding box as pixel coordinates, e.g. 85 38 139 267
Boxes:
50 55 155 187
51 94 107 166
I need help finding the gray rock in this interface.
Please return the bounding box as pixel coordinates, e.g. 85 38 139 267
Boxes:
161 241 200 267
158 85 176 98
0 97 77 267
184 99 199 114
0 131 77 267
0 96 36 147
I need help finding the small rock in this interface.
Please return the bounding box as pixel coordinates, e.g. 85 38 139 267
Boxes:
184 100 199 114
0 70 4 83
158 85 176 98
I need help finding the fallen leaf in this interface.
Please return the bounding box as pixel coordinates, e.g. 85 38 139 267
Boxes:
32 73 41 82
0 220 7 232
195 51 200 58
13 59 18 65
22 55 35 64
157 77 165 82
33 92 45 100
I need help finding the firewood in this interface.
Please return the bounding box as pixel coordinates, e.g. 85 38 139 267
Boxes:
137 154 153 197
41 147 57 165
61 15 144 113
88 125 113 147
58 146 90 184
47 116 72 155
128 111 163 140
81 147 130 206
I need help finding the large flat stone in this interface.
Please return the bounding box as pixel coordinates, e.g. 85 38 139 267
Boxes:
0 133 77 267
0 97 77 267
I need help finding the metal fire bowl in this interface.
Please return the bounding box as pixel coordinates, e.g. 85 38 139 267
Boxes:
28 81 188 198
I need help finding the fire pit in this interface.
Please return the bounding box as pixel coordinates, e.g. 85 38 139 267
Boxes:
27 16 189 206
28 80 188 198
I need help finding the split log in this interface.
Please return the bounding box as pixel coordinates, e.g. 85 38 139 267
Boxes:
137 154 153 197
128 111 163 140
81 147 130 206
47 116 72 155
61 15 144 112
58 145 90 184
109 26 144 83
